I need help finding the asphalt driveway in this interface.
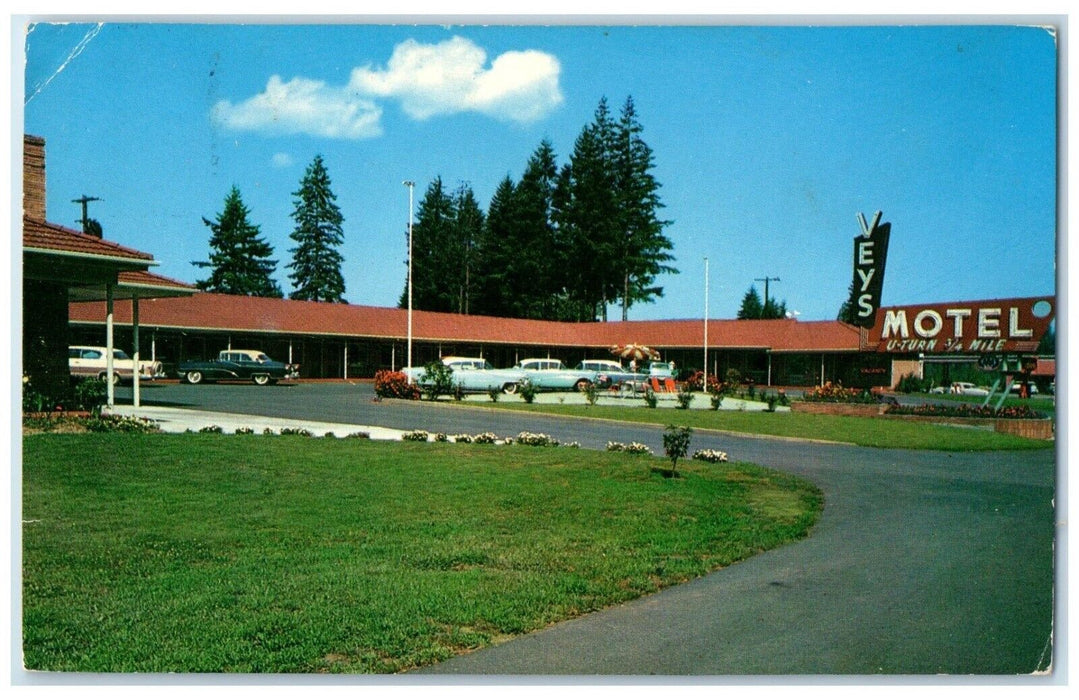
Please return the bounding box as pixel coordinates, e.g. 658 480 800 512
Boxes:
118 382 1058 676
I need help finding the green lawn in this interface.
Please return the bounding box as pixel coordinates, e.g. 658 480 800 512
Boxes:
22 434 822 673
456 402 1053 450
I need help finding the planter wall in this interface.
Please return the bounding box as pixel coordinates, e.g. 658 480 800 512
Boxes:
790 401 885 417
994 418 1055 440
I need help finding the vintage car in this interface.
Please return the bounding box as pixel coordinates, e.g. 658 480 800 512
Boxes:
402 356 527 394
929 381 990 397
515 358 599 391
647 361 676 379
575 359 649 389
68 345 165 385
178 349 299 385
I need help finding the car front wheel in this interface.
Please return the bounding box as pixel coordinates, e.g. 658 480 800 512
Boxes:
575 379 592 392
185 370 203 385
98 371 120 386
252 374 271 386
502 382 519 395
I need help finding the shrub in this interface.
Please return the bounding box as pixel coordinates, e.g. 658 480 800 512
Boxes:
279 427 313 437
199 425 224 433
346 431 371 439
83 415 160 433
402 430 429 442
472 432 498 444
419 361 455 401
373 370 420 400
676 386 694 409
452 434 473 444
662 425 693 477
710 393 723 410
692 449 729 463
801 381 879 404
764 393 777 412
584 382 600 406
518 379 538 404
746 384 757 401
895 373 931 393
71 377 108 412
643 387 658 409
625 442 653 455
434 432 449 442
606 441 626 452
487 387 501 403
235 426 255 435
516 431 559 447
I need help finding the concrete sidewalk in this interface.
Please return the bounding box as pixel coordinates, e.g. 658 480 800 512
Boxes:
104 405 407 440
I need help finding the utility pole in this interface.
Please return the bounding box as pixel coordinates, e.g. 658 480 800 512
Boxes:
72 195 102 234
755 276 780 318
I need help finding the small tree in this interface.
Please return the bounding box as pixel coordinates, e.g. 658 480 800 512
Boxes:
419 361 455 401
662 425 693 477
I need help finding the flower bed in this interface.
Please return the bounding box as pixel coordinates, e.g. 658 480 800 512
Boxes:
799 382 879 404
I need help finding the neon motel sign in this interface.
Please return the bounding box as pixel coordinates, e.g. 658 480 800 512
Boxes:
871 297 1055 354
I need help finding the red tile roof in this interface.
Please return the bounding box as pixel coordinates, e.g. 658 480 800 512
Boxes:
23 216 154 263
70 292 864 352
117 270 197 292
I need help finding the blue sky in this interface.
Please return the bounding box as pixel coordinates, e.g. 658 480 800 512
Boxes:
20 21 1058 322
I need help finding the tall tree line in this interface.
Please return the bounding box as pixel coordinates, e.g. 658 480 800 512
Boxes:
401 96 676 321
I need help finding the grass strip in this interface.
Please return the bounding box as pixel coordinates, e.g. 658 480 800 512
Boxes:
23 434 822 673
454 402 1052 450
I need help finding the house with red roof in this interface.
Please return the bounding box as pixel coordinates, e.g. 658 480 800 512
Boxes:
22 134 194 404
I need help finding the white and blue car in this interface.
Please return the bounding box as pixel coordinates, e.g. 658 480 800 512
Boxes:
403 356 527 394
515 358 600 392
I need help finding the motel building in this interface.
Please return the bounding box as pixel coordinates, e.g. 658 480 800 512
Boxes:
23 135 1055 398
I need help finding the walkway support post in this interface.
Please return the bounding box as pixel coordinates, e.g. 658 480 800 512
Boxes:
106 283 115 407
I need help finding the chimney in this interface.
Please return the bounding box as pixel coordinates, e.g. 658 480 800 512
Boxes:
23 135 47 221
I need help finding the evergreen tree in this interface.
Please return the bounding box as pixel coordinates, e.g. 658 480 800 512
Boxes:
193 186 282 297
738 284 788 319
555 101 621 321
472 177 516 317
511 140 563 319
613 96 676 320
837 280 858 324
287 155 347 303
737 286 764 320
398 177 457 312
451 183 485 315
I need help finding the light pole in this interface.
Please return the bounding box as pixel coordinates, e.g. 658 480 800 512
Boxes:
403 180 415 381
703 257 709 392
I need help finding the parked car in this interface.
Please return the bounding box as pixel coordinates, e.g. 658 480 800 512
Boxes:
929 381 990 397
576 359 649 389
402 356 527 394
178 349 299 385
647 361 676 379
515 358 599 391
68 345 165 385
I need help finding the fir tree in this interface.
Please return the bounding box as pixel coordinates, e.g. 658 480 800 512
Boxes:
193 186 282 297
398 177 457 312
287 155 347 303
737 286 764 320
613 95 676 320
451 183 485 315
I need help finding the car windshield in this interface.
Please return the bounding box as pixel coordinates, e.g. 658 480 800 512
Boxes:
113 349 130 360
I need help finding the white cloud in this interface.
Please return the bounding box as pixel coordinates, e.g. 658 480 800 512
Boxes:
351 37 563 123
212 75 383 139
271 152 293 167
211 37 562 139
